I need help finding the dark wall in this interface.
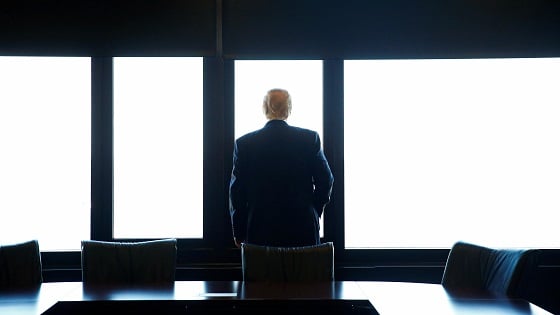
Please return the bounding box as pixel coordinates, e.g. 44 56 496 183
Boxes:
0 0 216 56
2 0 559 58
222 0 560 59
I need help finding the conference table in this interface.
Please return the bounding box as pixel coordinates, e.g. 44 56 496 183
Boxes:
0 280 552 314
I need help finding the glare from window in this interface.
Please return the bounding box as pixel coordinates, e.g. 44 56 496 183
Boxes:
234 60 324 235
234 60 323 140
113 57 203 239
344 58 560 249
0 57 91 251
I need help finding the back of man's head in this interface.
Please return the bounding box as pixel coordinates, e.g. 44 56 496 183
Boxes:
263 88 292 120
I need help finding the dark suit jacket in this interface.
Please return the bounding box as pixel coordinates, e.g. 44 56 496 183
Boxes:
229 120 334 247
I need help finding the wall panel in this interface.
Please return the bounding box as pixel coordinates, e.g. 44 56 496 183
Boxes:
0 0 216 56
223 0 560 59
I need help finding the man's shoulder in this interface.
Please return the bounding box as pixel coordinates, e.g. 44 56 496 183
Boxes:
237 129 261 141
235 128 265 147
235 124 318 144
287 125 318 138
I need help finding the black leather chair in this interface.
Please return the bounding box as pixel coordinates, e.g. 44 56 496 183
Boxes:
241 242 334 282
0 240 43 288
441 241 540 297
81 239 177 285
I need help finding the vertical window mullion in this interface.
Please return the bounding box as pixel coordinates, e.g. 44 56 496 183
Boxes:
323 59 345 252
91 56 114 241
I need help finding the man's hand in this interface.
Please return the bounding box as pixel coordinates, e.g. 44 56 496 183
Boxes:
233 237 244 248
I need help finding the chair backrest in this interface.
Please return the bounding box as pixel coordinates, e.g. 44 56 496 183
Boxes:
241 242 334 282
0 240 43 288
441 241 540 297
81 239 177 285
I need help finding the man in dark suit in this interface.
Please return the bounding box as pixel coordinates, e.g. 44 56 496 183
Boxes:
229 88 334 248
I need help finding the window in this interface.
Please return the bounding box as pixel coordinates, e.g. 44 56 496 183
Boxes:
234 60 323 140
344 58 560 249
113 57 203 239
0 57 91 251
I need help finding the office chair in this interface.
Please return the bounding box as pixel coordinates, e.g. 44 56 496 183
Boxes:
441 241 540 297
81 238 177 285
241 242 334 282
0 240 43 288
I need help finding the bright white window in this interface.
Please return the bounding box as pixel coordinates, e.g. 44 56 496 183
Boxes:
344 58 560 249
0 57 91 251
113 57 203 239
234 60 324 235
234 60 323 140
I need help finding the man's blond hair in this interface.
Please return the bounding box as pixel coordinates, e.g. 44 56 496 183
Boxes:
262 88 292 120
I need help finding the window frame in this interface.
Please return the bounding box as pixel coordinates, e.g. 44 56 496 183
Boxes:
13 56 558 281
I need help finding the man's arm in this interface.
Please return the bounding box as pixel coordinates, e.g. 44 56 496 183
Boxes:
311 133 334 217
229 140 248 246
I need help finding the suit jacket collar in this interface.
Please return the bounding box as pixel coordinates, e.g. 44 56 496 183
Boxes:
264 120 288 128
